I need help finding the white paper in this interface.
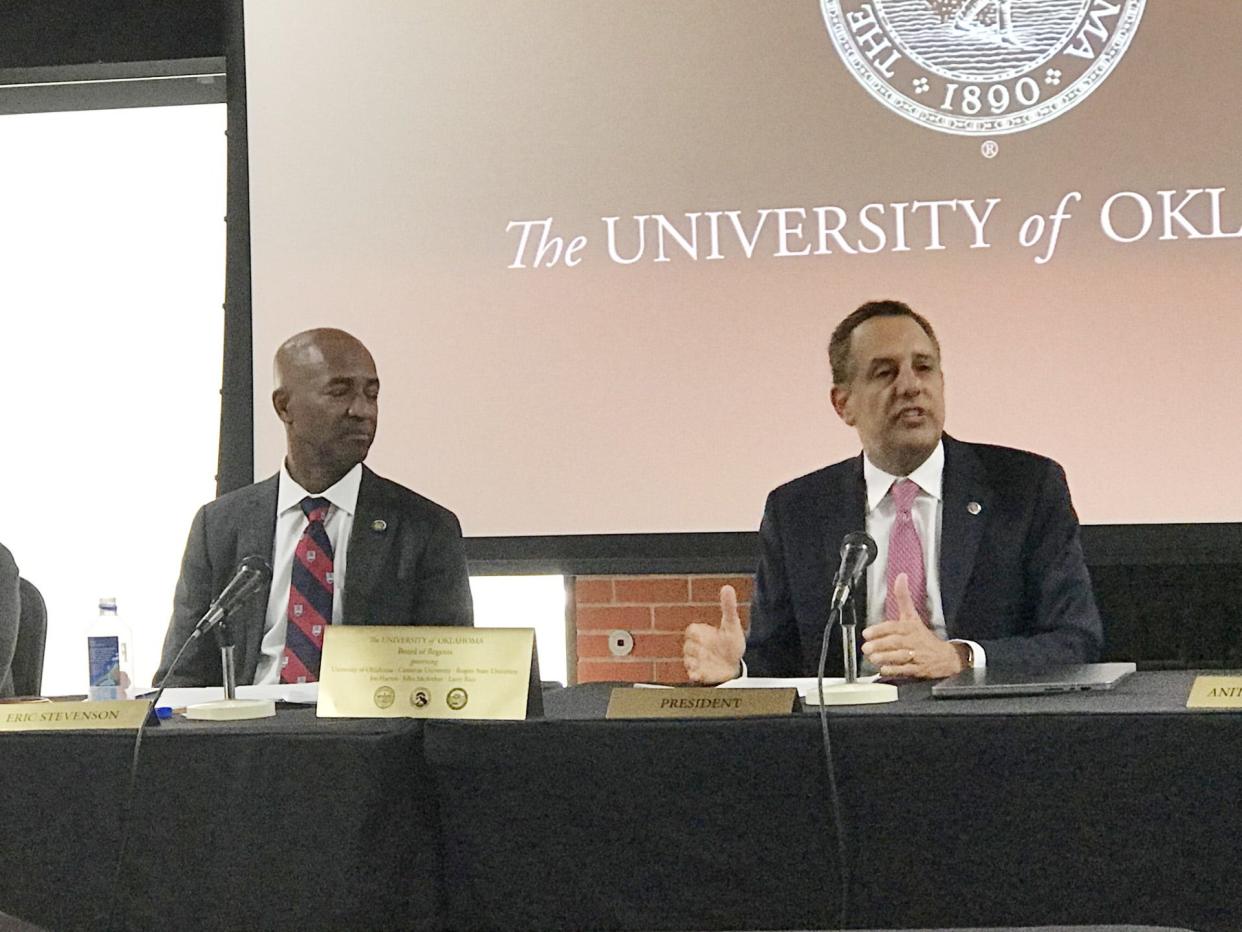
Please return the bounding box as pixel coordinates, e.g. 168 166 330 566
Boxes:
142 683 319 709
720 675 880 703
625 676 880 704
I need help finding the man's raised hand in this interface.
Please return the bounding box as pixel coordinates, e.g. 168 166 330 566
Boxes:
682 584 746 684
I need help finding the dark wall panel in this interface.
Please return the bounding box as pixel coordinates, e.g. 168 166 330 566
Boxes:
0 0 224 68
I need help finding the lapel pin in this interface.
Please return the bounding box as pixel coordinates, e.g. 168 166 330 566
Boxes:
967 501 982 515
371 519 388 532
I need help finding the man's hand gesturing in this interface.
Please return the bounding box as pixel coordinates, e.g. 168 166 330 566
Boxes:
861 573 963 678
682 585 746 684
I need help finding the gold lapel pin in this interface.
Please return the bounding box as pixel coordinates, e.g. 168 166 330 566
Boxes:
371 519 388 532
967 501 982 515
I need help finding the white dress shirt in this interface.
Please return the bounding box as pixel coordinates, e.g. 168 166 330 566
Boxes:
862 440 985 667
254 462 363 685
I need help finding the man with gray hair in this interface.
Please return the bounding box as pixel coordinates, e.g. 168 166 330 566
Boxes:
683 299 1101 683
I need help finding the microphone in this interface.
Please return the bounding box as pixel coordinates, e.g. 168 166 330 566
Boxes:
829 531 878 620
192 555 272 639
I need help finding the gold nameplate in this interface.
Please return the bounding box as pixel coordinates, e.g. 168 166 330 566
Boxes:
606 687 798 719
1186 676 1242 709
318 626 537 720
0 700 152 732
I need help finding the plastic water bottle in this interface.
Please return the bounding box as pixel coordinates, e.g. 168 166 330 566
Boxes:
87 597 134 700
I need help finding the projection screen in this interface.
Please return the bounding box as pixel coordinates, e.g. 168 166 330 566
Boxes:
244 0 1241 536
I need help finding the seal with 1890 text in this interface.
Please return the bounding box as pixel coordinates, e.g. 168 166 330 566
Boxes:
821 0 1146 135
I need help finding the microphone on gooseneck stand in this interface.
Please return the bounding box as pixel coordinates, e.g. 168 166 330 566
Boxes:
186 555 274 710
200 555 270 701
815 529 877 932
829 531 877 684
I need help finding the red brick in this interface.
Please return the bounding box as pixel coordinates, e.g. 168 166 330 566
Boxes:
690 575 754 604
574 577 614 604
628 632 684 659
652 603 724 631
576 660 655 683
612 577 689 604
653 661 692 685
653 603 751 633
574 605 652 632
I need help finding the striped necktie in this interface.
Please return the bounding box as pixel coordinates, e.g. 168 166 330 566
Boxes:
281 496 334 684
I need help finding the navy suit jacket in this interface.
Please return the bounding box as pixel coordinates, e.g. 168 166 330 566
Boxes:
745 436 1102 677
155 466 474 687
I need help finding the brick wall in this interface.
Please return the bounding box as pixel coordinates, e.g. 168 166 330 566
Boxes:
573 575 753 684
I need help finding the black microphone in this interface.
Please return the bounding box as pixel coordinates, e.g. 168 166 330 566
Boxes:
192 555 272 639
829 531 878 619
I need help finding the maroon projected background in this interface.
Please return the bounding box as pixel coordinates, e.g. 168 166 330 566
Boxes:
244 0 1241 534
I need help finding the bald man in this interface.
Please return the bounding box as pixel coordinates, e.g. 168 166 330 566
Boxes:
156 328 473 687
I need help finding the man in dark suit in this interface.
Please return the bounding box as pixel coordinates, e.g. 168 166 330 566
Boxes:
683 300 1101 681
156 328 473 687
0 542 19 698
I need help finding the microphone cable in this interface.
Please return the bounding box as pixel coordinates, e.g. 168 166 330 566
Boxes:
815 598 855 931
104 555 270 925
104 628 201 929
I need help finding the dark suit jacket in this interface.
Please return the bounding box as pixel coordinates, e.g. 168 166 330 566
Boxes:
0 543 18 698
746 436 1103 677
155 466 474 686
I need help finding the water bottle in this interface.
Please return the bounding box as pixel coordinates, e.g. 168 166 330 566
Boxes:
87 597 134 700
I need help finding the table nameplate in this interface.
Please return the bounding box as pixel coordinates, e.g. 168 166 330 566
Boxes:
606 687 797 719
1186 675 1242 709
0 699 152 732
318 626 537 719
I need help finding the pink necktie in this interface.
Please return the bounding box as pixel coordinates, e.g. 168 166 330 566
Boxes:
884 479 930 625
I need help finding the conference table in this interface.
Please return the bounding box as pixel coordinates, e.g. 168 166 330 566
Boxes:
0 711 442 932
0 672 1235 931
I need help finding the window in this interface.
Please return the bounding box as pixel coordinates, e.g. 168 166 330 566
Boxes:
1 103 226 692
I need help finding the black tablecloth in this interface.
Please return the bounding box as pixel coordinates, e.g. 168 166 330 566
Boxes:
0 708 441 932
426 672 1242 931
0 674 1236 931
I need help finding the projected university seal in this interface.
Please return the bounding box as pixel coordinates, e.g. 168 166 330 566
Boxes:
821 0 1146 135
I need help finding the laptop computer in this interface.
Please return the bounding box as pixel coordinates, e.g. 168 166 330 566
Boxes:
931 662 1137 699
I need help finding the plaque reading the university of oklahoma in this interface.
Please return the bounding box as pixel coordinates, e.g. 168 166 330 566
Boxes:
317 626 537 720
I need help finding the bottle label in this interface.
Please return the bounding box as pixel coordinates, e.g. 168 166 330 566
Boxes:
88 635 121 687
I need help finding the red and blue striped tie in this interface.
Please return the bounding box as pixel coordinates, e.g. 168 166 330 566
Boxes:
281 496 334 684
